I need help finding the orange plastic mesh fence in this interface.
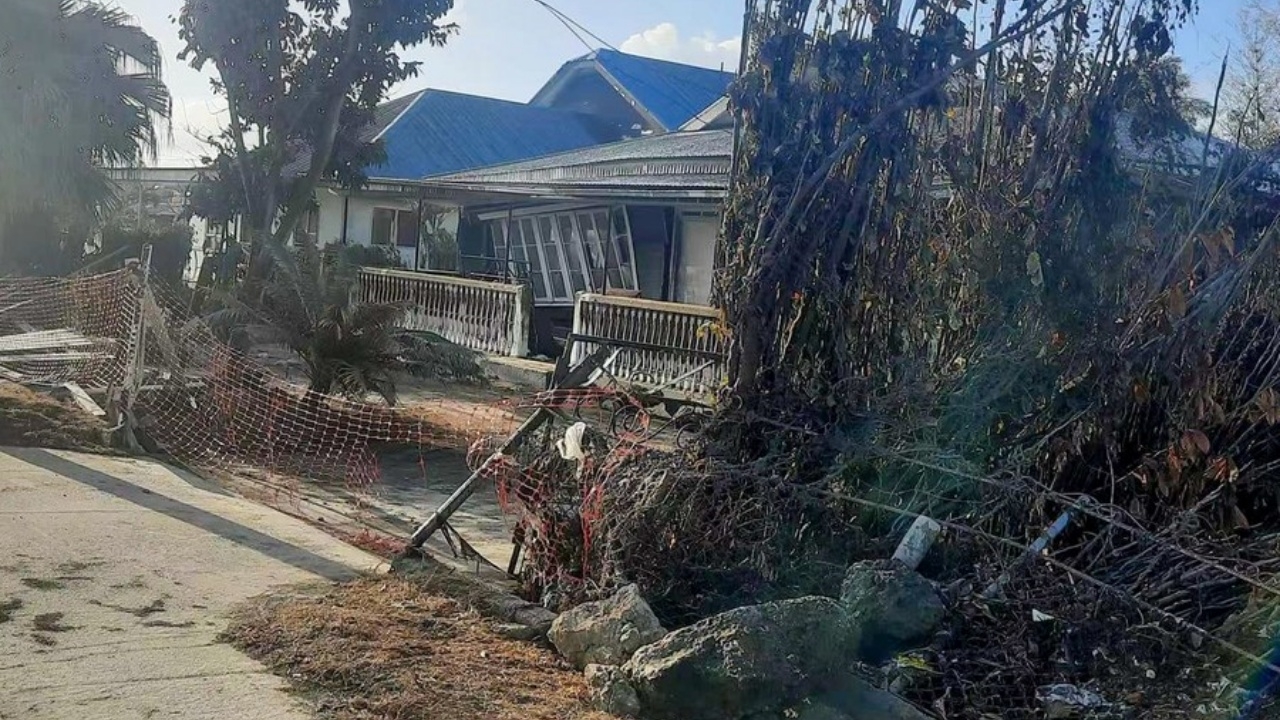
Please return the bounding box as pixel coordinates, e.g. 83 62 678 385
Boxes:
0 266 527 492
0 264 678 578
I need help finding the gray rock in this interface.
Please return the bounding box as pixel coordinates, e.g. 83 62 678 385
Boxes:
584 664 641 717
491 622 542 642
840 560 945 661
487 595 557 635
817 673 931 720
548 584 666 669
623 596 860 720
794 701 854 720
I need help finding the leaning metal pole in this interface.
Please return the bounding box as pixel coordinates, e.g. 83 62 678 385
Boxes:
405 344 613 550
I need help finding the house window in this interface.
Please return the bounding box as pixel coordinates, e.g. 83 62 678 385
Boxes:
371 208 417 248
293 207 319 246
482 207 638 305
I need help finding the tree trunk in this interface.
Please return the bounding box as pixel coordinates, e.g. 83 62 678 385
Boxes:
269 5 368 249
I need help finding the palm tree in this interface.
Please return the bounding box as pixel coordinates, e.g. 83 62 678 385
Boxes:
0 1 171 268
210 241 485 405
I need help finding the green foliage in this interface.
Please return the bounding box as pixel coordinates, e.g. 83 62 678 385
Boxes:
0 216 191 283
98 223 194 288
0 0 171 269
209 241 483 404
420 208 459 271
178 0 457 252
329 243 406 269
0 212 90 277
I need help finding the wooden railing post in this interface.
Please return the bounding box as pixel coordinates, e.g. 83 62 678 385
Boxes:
568 293 725 398
570 292 589 368
509 283 533 358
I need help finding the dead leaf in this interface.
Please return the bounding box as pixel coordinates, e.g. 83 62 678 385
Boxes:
1181 429 1211 456
1221 226 1238 257
1166 450 1183 483
1026 251 1044 287
1232 505 1251 530
1257 388 1280 425
1201 232 1222 264
1166 285 1188 319
1208 456 1232 483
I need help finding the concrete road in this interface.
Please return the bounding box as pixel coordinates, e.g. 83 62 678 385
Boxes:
0 448 383 720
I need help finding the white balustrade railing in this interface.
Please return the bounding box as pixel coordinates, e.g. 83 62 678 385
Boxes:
571 293 726 397
360 268 531 357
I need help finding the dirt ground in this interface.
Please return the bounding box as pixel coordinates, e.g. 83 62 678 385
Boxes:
0 382 107 452
224 575 610 720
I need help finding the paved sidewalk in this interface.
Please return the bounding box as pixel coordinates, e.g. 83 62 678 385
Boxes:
0 448 383 720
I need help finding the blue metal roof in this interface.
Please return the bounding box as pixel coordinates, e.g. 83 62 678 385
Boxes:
593 50 735 131
368 90 614 181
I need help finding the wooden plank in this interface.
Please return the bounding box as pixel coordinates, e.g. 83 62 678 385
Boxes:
0 330 96 353
0 352 111 363
0 298 36 317
62 382 107 417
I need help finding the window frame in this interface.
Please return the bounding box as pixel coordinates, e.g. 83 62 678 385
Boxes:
370 207 417 248
481 206 639 305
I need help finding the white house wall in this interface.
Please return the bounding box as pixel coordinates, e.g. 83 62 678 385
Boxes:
315 190 460 270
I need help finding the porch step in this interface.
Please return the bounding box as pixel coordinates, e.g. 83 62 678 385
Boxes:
484 355 556 391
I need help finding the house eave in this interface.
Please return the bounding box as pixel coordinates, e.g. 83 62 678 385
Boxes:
423 179 726 203
439 181 723 199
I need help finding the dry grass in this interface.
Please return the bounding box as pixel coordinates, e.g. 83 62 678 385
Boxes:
400 396 524 448
0 382 106 452
224 576 611 720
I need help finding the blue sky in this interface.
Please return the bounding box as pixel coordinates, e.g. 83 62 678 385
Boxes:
112 0 1245 166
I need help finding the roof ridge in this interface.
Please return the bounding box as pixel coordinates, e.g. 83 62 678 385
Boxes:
373 90 428 141
415 88 605 116
596 48 735 76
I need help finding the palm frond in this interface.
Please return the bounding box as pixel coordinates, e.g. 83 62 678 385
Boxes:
211 244 485 402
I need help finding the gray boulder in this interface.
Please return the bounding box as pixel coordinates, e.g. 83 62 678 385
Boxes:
548 584 666 669
584 664 641 717
816 673 932 720
490 622 542 642
840 560 945 661
623 596 860 720
794 702 854 720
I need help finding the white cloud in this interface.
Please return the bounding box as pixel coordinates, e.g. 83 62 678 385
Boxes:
154 97 226 166
620 22 741 72
440 0 470 28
